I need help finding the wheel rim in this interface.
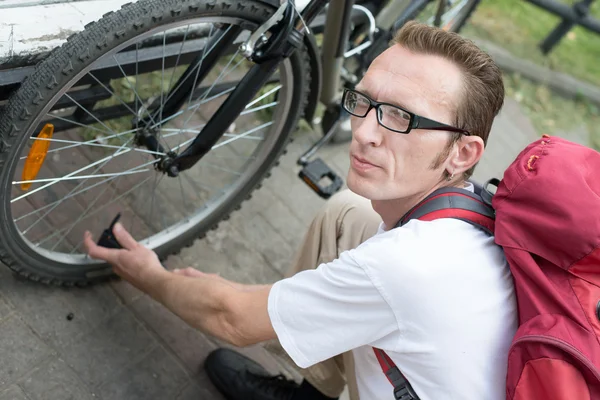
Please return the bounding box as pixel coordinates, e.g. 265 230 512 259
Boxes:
7 16 295 266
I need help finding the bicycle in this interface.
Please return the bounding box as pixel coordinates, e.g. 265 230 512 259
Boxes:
0 0 480 286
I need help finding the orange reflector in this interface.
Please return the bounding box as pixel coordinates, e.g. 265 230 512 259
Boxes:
21 123 54 191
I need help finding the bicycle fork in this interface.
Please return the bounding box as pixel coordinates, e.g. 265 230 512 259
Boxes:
136 2 300 175
138 0 343 198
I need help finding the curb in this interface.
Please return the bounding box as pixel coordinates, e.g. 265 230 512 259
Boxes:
470 37 600 108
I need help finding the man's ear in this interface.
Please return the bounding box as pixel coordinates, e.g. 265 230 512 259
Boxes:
447 135 484 175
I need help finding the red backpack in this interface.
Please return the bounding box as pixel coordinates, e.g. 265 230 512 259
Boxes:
374 134 600 400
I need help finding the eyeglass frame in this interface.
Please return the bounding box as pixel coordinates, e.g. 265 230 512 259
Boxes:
342 88 471 136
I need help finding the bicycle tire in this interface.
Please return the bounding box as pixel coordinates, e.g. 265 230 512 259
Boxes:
0 0 310 286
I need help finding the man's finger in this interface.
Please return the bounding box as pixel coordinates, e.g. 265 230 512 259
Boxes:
112 223 139 250
83 231 120 263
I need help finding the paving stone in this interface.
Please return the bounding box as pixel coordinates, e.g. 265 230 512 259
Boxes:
201 221 282 285
0 295 12 322
263 162 326 228
20 358 95 400
176 381 225 400
59 306 157 388
176 238 237 278
0 268 120 350
109 279 145 306
228 210 294 275
552 123 590 147
96 346 188 400
0 385 28 400
235 185 307 249
0 316 52 391
130 294 218 374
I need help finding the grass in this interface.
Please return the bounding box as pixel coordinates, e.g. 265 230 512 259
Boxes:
503 71 600 149
462 0 600 87
459 0 600 150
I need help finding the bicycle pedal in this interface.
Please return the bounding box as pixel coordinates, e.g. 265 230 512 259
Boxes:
299 158 343 199
97 213 123 249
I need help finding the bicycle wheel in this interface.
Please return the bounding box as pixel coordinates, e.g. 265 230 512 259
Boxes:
0 0 310 286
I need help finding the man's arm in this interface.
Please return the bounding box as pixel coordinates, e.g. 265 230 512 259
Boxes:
83 224 276 347
157 272 276 347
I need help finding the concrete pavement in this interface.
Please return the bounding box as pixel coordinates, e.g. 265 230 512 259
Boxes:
0 97 590 400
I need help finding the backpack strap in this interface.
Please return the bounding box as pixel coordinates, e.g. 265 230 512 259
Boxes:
396 187 495 235
373 348 421 400
375 186 496 399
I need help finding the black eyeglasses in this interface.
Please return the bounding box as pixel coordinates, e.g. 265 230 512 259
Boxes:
342 88 470 136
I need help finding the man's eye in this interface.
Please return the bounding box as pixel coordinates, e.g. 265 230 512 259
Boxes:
386 107 408 120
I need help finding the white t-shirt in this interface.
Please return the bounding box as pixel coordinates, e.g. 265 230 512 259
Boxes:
268 194 518 400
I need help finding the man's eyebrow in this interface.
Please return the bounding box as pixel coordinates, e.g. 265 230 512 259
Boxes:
354 84 413 111
354 84 370 96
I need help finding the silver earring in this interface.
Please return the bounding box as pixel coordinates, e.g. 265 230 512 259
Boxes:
447 172 454 181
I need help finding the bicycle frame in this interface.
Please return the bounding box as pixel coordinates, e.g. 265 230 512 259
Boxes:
153 0 413 175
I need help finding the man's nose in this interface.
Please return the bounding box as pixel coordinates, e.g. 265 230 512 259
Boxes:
352 108 383 146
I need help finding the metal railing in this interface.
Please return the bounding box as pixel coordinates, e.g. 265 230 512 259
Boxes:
524 0 600 54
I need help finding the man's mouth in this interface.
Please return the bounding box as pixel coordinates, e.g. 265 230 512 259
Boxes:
351 154 379 170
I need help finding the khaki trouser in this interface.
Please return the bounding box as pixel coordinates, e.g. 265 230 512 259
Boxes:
265 189 382 399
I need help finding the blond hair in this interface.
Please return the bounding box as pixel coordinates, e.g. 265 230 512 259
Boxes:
392 21 505 179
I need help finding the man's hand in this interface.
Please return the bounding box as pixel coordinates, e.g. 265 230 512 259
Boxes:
83 223 276 347
83 223 169 295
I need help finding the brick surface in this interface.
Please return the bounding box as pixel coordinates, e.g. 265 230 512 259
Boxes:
58 306 157 388
0 268 120 350
0 79 555 400
176 381 225 400
130 294 218 374
0 385 28 400
96 346 188 400
200 220 283 285
0 316 53 391
0 295 12 322
228 210 295 275
20 358 96 400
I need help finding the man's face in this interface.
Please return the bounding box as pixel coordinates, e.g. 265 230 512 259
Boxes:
347 44 464 201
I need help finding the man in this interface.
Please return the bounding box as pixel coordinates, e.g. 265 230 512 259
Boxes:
84 21 517 400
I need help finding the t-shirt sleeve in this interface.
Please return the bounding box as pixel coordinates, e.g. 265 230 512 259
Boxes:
267 249 397 368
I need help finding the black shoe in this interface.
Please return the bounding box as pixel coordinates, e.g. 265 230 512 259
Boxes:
204 348 299 400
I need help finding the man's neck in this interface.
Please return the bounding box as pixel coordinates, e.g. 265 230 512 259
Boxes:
373 181 467 231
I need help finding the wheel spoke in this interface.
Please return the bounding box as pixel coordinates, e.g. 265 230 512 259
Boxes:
35 175 153 248
177 48 243 137
241 101 278 116
14 159 158 223
63 93 119 137
19 137 136 235
245 85 281 110
201 164 242 176
20 127 141 160
87 71 144 128
14 169 150 185
25 136 164 156
149 85 235 129
111 54 159 127
212 121 273 149
47 113 115 136
12 143 133 204
7 12 296 271
167 25 191 94
154 24 227 116
158 32 167 133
